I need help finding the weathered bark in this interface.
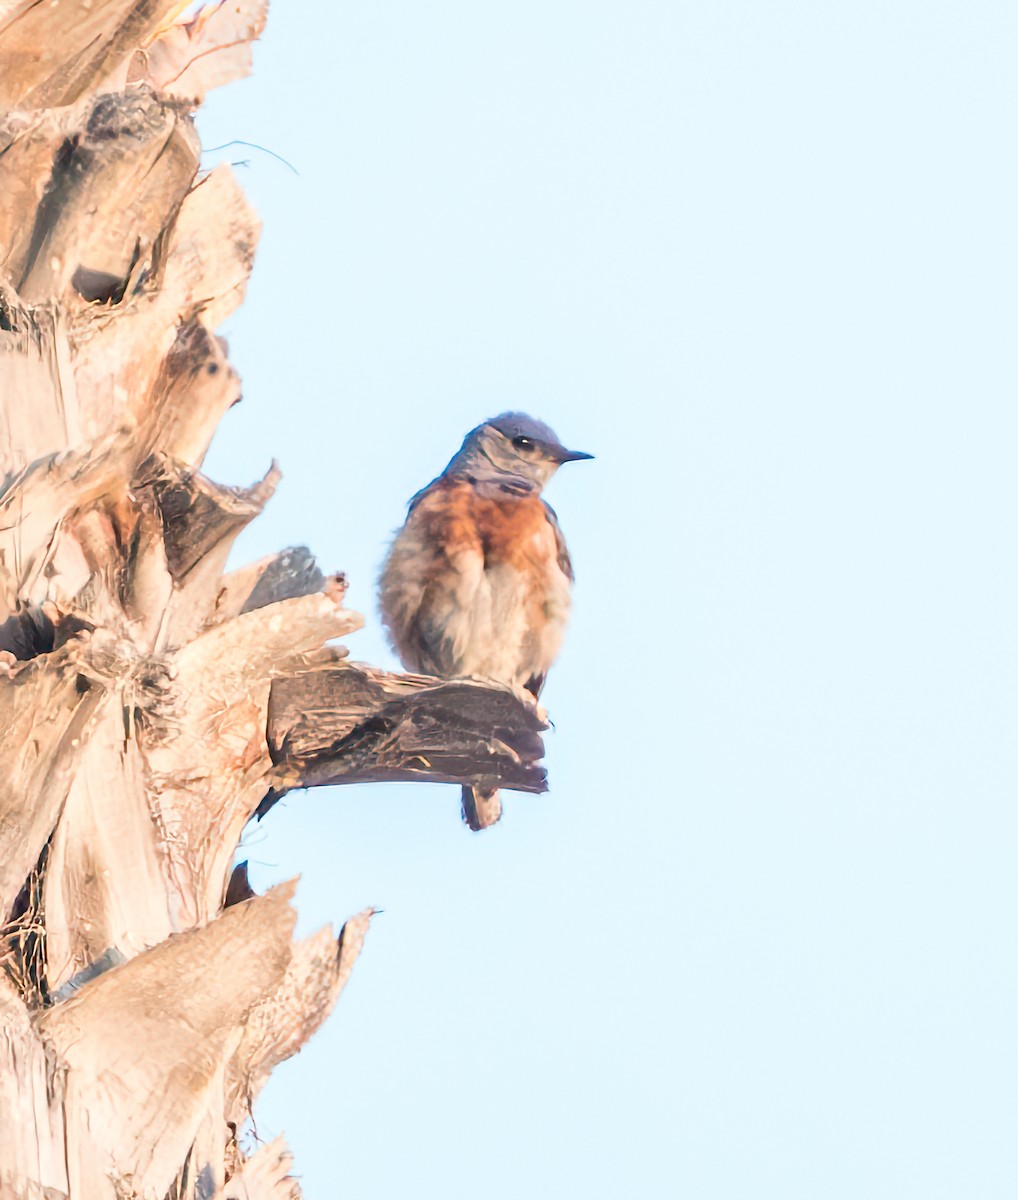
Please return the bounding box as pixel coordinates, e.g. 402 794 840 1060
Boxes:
265 663 548 802
0 2 547 1196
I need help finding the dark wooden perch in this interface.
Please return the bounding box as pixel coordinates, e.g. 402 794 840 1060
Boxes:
262 663 548 814
0 0 553 1192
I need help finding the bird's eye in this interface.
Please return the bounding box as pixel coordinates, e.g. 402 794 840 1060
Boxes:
512 436 535 451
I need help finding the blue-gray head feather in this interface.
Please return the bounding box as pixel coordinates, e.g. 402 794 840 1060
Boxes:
485 412 563 445
434 412 592 496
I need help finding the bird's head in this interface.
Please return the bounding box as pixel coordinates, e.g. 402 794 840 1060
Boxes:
446 412 593 493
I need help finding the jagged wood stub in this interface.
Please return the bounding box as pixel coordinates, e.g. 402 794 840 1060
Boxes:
38 884 299 1200
265 663 548 810
0 0 550 1196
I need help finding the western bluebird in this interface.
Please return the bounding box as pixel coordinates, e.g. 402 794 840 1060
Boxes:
378 412 592 830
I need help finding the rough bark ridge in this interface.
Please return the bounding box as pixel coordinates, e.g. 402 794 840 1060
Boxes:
0 4 547 1197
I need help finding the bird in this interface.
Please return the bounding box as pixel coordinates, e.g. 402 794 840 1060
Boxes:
378 411 592 830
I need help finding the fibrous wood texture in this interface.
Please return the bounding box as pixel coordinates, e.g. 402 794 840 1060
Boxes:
0 3 547 1197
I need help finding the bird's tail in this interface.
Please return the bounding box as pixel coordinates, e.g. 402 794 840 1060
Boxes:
461 784 502 831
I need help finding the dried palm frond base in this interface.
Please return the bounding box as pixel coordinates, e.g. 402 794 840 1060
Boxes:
0 2 547 1196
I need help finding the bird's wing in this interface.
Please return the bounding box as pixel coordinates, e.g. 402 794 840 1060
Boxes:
522 502 575 698
378 479 486 677
405 474 443 517
542 500 574 582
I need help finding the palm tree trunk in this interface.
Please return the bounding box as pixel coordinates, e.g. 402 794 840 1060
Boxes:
0 4 545 1195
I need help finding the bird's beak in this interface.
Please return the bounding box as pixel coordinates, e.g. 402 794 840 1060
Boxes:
552 446 595 463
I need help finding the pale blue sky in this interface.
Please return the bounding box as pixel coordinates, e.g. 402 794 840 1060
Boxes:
199 3 1017 1196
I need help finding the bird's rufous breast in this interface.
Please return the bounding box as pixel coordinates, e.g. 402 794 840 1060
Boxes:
414 479 556 571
